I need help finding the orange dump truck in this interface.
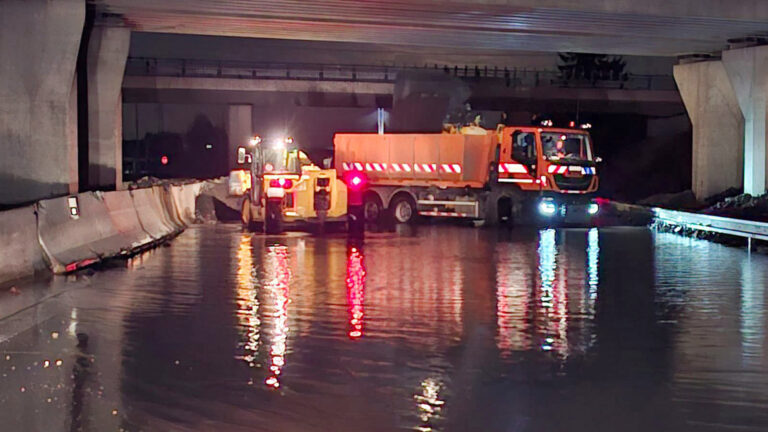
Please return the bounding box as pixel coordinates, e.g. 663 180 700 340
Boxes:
334 126 600 225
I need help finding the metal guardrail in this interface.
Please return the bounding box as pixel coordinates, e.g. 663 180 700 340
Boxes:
653 207 768 249
125 57 677 91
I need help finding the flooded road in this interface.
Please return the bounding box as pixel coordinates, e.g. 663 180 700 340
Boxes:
1 224 768 431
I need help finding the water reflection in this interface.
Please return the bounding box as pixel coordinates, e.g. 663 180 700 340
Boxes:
6 225 768 431
414 377 445 432
346 245 366 339
536 229 569 359
496 229 601 360
587 228 599 309
264 245 291 389
235 235 260 367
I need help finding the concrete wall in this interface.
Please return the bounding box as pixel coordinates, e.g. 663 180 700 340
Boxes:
0 0 84 205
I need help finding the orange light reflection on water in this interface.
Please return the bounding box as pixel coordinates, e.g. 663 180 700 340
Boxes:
264 245 291 389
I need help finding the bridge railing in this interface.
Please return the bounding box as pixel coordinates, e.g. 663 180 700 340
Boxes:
125 57 677 91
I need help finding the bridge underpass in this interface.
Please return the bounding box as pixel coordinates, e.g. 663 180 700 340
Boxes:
4 2 768 431
3 0 768 205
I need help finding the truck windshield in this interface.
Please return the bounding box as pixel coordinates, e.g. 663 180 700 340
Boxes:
262 148 292 173
541 132 593 162
262 148 313 174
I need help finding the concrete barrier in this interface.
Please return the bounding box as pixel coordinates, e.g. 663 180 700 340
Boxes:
0 181 206 280
37 192 132 273
102 190 154 250
130 187 175 241
170 184 200 225
0 205 46 284
156 186 186 231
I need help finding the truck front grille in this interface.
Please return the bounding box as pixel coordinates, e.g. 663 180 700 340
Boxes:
553 175 593 191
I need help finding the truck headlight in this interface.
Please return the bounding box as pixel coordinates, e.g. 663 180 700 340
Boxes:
588 203 599 215
538 200 557 216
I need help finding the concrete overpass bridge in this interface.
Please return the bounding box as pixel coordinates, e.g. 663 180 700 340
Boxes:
3 0 768 205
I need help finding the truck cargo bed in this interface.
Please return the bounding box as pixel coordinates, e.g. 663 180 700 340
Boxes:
334 133 495 188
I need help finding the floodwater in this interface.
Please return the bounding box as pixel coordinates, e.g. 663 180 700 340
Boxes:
1 224 768 431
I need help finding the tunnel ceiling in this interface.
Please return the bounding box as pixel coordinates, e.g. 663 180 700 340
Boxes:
95 0 768 56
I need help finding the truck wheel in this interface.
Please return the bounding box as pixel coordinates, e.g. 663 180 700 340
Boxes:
265 200 283 234
390 195 416 224
241 196 258 231
363 193 383 224
497 197 513 226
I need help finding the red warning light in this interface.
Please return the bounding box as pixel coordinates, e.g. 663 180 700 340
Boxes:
161 155 169 165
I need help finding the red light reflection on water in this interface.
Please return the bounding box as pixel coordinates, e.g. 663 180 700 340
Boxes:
346 246 366 339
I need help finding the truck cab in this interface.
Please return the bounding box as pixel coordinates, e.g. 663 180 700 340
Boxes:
497 126 599 222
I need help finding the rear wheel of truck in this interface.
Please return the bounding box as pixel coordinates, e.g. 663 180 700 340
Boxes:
265 200 283 234
363 193 383 224
390 195 416 224
497 197 513 226
241 196 258 231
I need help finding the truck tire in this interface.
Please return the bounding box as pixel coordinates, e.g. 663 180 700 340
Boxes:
390 195 416 224
241 196 258 231
363 193 383 224
265 199 283 234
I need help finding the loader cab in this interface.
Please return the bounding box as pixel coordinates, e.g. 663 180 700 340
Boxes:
260 147 314 175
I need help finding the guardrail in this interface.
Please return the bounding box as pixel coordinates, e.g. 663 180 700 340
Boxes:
125 57 677 91
653 207 768 250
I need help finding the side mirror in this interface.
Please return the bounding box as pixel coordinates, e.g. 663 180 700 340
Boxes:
245 154 252 164
237 147 246 164
323 157 332 169
595 156 603 163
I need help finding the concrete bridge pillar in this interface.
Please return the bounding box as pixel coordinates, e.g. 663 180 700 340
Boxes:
87 26 130 190
673 60 744 200
0 0 84 205
227 105 253 170
723 46 768 197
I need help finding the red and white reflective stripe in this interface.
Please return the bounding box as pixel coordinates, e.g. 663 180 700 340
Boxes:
540 175 547 186
415 163 436 173
372 163 384 172
342 162 351 171
498 178 534 184
546 165 568 174
440 163 463 173
365 163 374 171
354 163 364 171
391 163 402 172
500 163 527 174
402 164 411 172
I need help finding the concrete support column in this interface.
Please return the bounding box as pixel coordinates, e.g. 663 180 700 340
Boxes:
87 26 130 190
723 46 768 197
227 105 253 170
673 60 744 199
0 0 84 205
